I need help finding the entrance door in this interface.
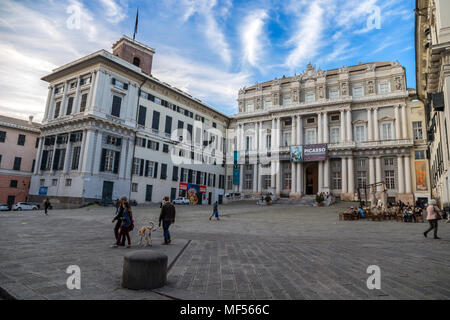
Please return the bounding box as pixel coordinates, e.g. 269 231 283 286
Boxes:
7 195 15 208
102 181 114 203
218 194 223 204
145 185 153 202
305 163 318 195
208 192 212 205
170 188 177 202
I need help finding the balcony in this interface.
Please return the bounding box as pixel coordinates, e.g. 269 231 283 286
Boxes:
357 139 413 149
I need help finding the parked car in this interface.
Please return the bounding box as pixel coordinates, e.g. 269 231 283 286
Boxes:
172 197 190 205
0 203 10 211
12 202 39 211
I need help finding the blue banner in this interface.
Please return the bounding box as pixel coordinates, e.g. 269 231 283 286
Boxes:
39 186 48 195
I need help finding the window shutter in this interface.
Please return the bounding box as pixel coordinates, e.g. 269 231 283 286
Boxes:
156 142 160 151
180 168 184 182
113 151 120 174
213 174 216 187
153 162 158 178
196 171 201 185
112 78 116 85
144 160 149 177
40 150 48 170
204 172 207 185
123 83 128 90
140 159 145 176
173 166 178 181
99 149 106 172
116 138 122 146
52 150 60 170
188 169 193 183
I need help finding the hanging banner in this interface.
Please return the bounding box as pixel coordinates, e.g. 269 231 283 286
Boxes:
303 144 327 161
179 182 188 191
233 150 240 185
186 184 199 205
290 146 304 162
415 161 428 191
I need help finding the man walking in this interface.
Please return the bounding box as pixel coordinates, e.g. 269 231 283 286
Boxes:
43 198 51 215
159 196 176 245
209 201 220 221
424 199 442 239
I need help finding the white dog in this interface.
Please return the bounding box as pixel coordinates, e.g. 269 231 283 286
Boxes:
137 221 157 246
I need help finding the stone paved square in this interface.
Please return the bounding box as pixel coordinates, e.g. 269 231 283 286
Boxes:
1 201 449 300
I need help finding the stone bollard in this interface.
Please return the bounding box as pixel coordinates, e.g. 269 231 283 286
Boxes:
122 251 168 290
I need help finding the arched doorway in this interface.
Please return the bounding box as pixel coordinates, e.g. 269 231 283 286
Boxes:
304 162 318 195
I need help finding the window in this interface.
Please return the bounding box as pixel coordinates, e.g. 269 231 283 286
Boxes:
40 179 45 186
131 183 138 192
306 117 315 124
111 95 122 117
305 128 317 145
415 151 425 159
163 144 169 153
132 158 141 175
385 170 395 189
152 111 160 131
329 87 339 99
10 180 18 188
227 175 233 190
263 175 271 189
52 149 65 171
70 131 83 142
172 166 178 181
305 92 315 103
282 132 291 147
331 115 340 122
181 168 188 183
35 138 39 148
66 96 74 115
133 57 140 67
263 99 272 109
265 134 271 150
330 127 340 143
147 140 159 151
282 96 291 105
332 172 341 189
13 157 22 170
65 179 72 187
54 101 61 118
80 75 91 86
384 158 394 166
379 81 390 94
246 103 254 113
352 85 364 97
106 136 122 146
354 125 366 142
71 146 81 170
165 116 172 135
100 149 120 173
0 131 5 142
52 179 58 186
245 136 252 151
17 134 26 146
244 174 252 190
138 106 147 126
357 171 367 189
160 163 167 180
80 93 88 112
413 121 423 140
111 78 128 90
380 122 393 141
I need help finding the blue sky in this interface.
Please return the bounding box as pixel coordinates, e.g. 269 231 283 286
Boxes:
0 0 415 121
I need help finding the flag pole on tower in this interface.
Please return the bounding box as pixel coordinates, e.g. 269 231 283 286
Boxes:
133 8 139 41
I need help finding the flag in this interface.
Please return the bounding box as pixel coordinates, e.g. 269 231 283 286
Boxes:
133 8 139 40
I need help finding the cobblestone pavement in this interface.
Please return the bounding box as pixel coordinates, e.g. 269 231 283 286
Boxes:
0 201 449 300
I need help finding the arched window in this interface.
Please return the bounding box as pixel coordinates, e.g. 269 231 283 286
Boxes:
133 57 140 67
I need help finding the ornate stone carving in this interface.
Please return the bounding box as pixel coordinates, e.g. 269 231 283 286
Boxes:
292 89 299 102
238 100 244 113
367 64 376 72
239 87 246 95
341 82 348 96
394 76 403 90
272 92 280 105
256 98 262 110
338 66 349 74
318 86 324 99
367 80 375 94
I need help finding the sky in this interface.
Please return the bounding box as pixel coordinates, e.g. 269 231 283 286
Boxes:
0 0 416 122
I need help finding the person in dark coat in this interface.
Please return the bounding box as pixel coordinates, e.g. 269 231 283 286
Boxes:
209 201 220 221
159 196 176 245
112 196 126 246
44 198 51 215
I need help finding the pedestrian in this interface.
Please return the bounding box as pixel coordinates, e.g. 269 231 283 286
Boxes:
209 201 220 221
113 201 133 248
43 198 51 215
112 196 126 246
159 196 176 245
424 199 442 239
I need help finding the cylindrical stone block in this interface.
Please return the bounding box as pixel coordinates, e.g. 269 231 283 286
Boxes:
122 251 168 290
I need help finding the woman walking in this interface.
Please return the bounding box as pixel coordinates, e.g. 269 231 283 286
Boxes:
113 201 133 248
424 199 442 239
209 201 220 221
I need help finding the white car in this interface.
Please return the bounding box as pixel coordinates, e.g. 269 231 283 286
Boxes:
12 202 38 211
0 203 9 211
172 197 190 205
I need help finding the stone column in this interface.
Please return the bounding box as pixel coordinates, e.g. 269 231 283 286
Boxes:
318 112 323 143
239 164 243 193
74 76 81 113
43 86 53 121
401 104 408 139
271 119 275 151
348 157 354 196
252 164 258 194
119 138 128 179
125 138 133 180
341 157 348 194
81 130 94 173
292 115 297 146
369 157 375 191
367 109 373 141
259 121 264 151
318 161 324 193
277 117 281 150
323 159 330 192
35 136 44 175
50 136 58 174
87 71 98 111
404 155 412 193
375 157 382 191
92 131 103 175
323 112 329 143
291 161 296 194
240 124 245 152
346 109 353 142
63 140 72 174
60 81 69 116
254 122 258 152
297 115 303 145
297 162 303 195
340 110 346 142
373 107 379 141
397 156 405 194
258 163 263 193
394 105 401 140
276 161 281 196
78 129 87 173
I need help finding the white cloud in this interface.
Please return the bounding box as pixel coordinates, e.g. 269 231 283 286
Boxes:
285 2 324 69
99 0 127 23
241 10 268 67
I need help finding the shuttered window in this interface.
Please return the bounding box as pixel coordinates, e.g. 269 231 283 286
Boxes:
138 105 147 126
111 95 122 117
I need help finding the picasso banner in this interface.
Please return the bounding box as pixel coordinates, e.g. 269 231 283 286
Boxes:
290 146 304 162
303 144 327 161
415 161 428 191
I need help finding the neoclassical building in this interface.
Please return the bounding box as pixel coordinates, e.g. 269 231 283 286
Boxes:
415 0 450 208
227 62 430 204
29 36 229 207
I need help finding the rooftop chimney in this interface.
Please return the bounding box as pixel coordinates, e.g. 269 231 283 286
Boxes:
28 115 33 124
